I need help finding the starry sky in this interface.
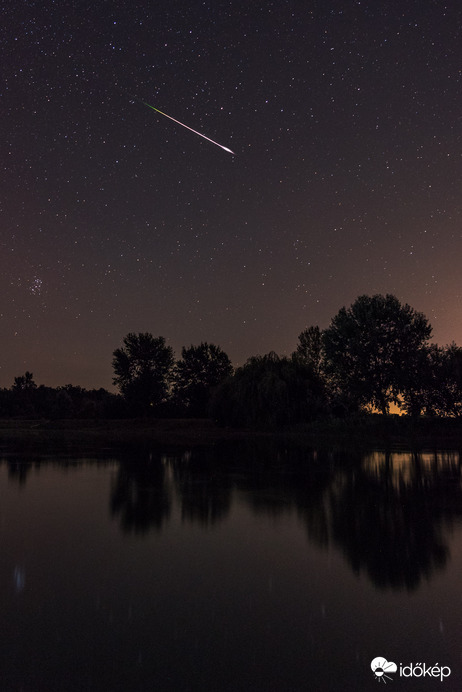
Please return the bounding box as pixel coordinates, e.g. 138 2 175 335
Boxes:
2 0 461 390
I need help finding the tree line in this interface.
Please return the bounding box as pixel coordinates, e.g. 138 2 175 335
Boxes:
2 294 462 426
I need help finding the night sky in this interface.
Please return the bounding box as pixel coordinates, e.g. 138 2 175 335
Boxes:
2 0 461 390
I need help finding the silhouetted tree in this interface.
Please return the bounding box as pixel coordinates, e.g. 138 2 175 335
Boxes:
10 371 37 416
112 333 174 416
173 342 233 416
211 352 327 429
294 326 322 373
397 344 434 417
12 371 36 391
0 388 11 417
33 385 58 418
405 343 462 417
0 376 122 420
440 344 462 416
52 389 74 418
322 294 432 415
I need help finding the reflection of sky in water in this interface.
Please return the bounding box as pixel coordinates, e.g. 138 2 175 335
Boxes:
362 450 461 487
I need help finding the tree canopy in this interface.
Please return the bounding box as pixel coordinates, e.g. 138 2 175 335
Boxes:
401 343 462 418
211 352 327 429
322 294 432 414
112 333 174 415
12 371 37 391
173 342 233 416
294 326 322 373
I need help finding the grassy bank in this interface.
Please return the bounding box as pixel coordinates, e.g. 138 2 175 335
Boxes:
0 415 462 453
285 415 462 449
0 418 271 453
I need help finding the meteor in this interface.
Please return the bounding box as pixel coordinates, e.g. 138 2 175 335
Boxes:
139 99 235 155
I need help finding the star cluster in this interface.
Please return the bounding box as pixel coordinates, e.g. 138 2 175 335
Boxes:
1 0 461 388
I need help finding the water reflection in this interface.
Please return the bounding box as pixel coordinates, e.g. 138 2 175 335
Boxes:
170 451 232 525
5 456 37 485
110 454 172 533
326 461 450 591
13 565 25 593
2 444 462 593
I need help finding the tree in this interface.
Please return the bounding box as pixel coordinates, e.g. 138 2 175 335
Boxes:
404 343 462 417
112 333 174 415
173 342 233 416
210 352 327 429
397 344 435 417
12 371 36 391
322 294 432 415
294 326 322 373
10 371 37 417
440 344 462 416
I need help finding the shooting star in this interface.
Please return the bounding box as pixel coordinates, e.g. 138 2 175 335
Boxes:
139 99 235 155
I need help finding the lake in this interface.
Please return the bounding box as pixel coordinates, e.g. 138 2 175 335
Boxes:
1 442 461 691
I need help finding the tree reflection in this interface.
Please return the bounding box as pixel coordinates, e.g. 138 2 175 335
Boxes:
324 451 462 590
3 443 461 593
5 458 33 485
110 453 172 533
168 450 232 526
223 446 462 592
1 456 87 486
233 445 335 548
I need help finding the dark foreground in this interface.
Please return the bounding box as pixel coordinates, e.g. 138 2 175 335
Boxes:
1 446 461 691
1 415 462 452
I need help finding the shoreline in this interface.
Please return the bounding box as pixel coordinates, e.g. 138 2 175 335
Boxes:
0 418 270 452
1 416 462 452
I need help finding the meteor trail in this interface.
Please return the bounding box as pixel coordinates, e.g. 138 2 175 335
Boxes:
139 100 235 155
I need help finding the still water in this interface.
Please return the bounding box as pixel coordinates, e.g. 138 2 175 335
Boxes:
1 443 461 691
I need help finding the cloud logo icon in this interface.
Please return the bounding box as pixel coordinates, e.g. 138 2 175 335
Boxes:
371 657 398 682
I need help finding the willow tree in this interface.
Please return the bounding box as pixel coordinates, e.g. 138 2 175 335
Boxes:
210 352 327 429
